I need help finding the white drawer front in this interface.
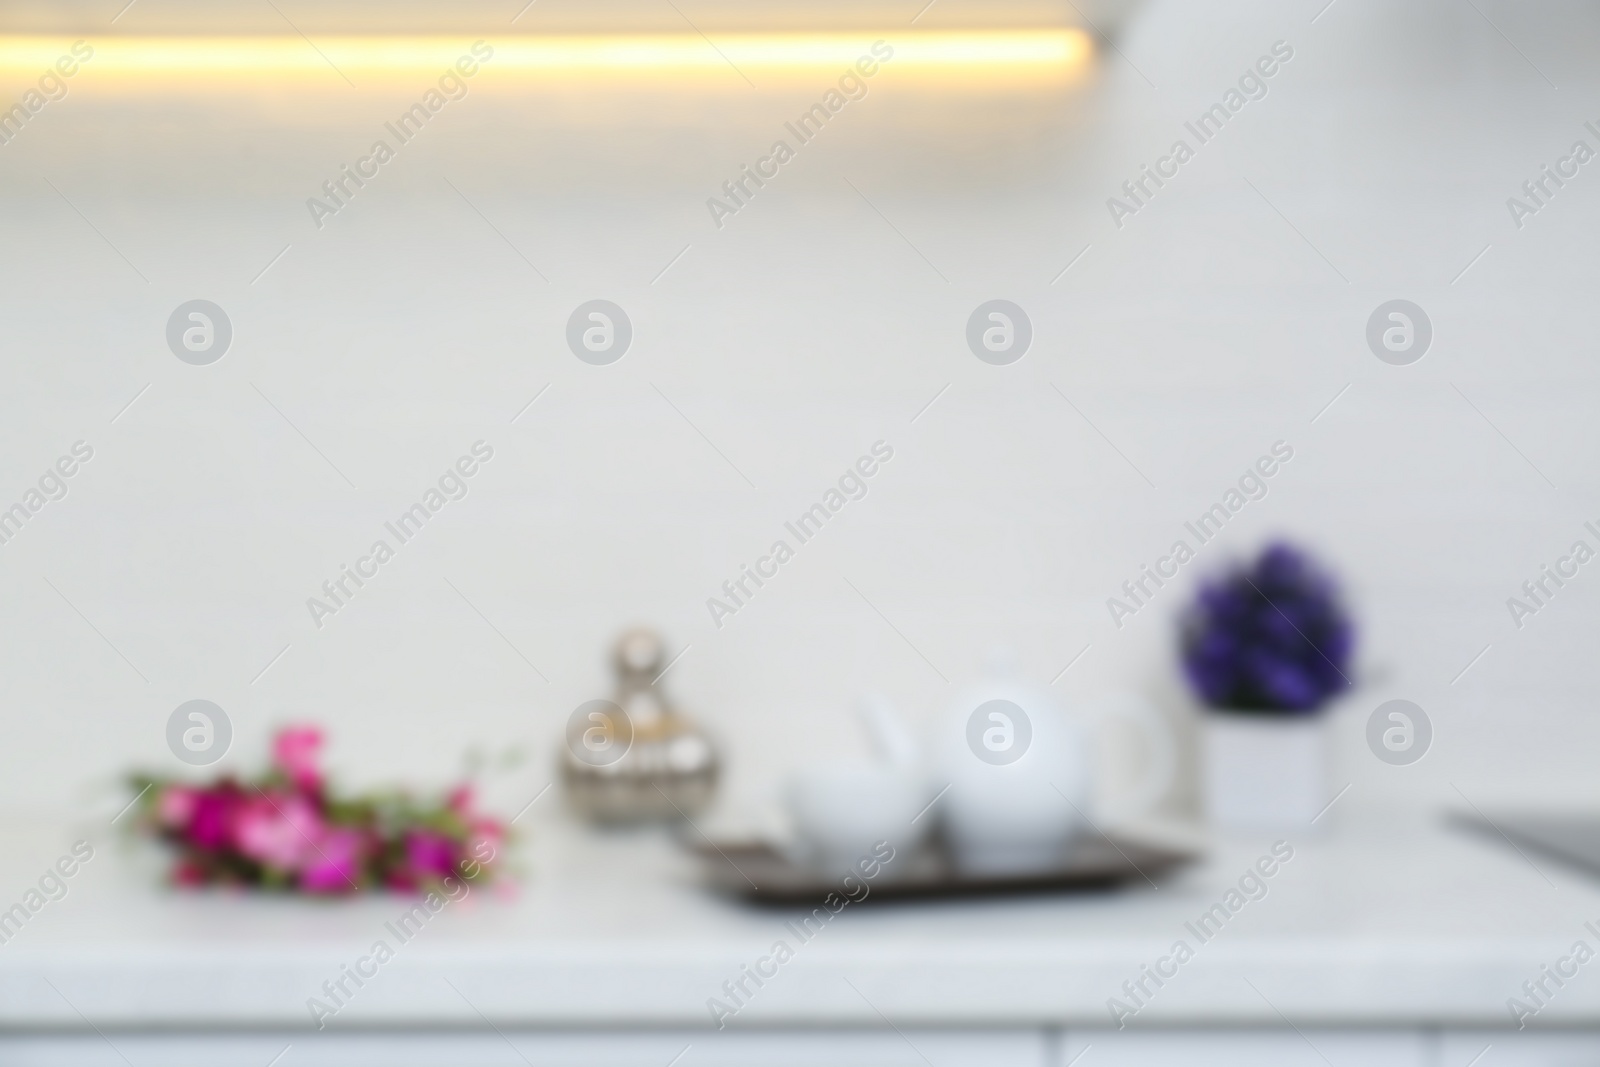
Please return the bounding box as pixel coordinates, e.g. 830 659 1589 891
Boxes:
0 1029 1049 1067
1443 1032 1600 1067
1062 1029 1430 1067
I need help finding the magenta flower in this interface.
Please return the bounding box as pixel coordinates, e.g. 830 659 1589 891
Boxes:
404 830 459 881
273 726 324 791
132 725 508 895
187 786 241 851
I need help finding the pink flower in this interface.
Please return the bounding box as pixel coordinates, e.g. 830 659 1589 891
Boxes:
233 792 323 872
467 819 504 866
300 828 366 893
272 726 324 791
138 721 514 896
156 785 198 829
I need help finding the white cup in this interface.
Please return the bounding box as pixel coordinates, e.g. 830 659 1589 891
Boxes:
784 762 931 875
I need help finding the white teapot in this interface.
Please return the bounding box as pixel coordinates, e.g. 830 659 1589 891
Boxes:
935 651 1176 874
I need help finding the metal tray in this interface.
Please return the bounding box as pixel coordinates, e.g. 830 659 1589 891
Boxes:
686 832 1200 904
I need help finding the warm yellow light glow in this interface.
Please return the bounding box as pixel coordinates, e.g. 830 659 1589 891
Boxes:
0 30 1091 87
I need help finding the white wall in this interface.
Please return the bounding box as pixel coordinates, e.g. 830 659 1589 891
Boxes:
0 0 1596 831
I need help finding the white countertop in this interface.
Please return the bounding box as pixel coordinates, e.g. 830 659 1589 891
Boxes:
1 805 1596 1033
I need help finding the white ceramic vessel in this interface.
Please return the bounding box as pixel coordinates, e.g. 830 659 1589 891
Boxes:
1203 711 1330 831
784 696 932 872
935 654 1176 875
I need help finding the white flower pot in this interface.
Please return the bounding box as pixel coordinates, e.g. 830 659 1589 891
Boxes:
1203 712 1330 831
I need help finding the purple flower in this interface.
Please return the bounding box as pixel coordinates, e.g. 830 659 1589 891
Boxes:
1180 542 1354 714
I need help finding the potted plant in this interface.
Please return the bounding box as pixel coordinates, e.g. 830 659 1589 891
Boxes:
1181 543 1354 830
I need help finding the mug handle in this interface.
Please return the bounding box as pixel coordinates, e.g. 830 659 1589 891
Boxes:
1085 692 1177 822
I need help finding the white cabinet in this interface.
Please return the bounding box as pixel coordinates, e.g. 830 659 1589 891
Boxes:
0 1030 1051 1067
1442 1031 1600 1066
1060 1030 1431 1067
23 1028 1600 1066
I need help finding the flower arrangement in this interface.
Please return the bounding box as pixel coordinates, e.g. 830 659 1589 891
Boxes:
1180 542 1354 714
129 726 506 893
